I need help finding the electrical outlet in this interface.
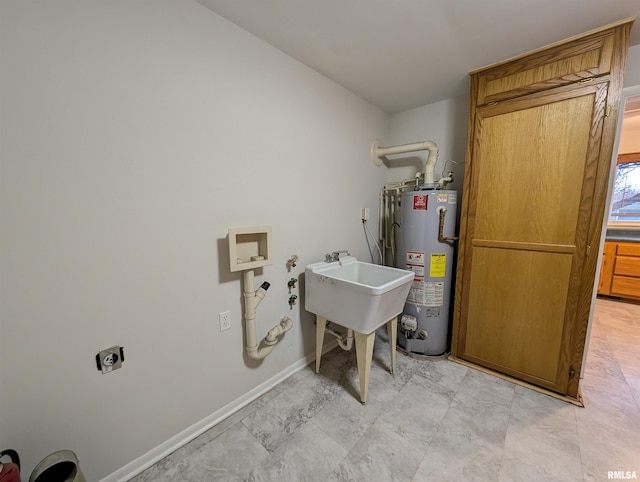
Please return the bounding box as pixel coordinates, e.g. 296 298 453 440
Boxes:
219 310 231 331
361 207 370 221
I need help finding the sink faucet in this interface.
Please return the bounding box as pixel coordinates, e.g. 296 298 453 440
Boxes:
325 250 350 262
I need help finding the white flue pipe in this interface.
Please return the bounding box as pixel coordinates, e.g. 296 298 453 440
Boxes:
374 140 439 185
243 270 293 360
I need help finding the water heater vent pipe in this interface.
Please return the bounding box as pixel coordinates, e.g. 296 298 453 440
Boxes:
371 139 439 185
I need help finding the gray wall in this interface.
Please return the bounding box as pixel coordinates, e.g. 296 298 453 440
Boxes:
624 45 640 87
387 95 469 194
0 1 388 479
2 2 639 479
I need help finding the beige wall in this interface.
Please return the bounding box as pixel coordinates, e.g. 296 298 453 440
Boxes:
0 1 388 479
620 45 640 154
624 45 640 87
619 110 640 154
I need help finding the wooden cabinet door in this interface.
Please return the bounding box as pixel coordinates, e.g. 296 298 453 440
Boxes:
611 242 640 299
454 81 610 395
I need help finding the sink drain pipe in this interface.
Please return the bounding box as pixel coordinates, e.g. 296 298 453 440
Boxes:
325 325 354 351
243 269 293 359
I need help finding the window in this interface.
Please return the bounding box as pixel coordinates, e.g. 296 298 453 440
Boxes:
608 91 640 228
609 153 640 225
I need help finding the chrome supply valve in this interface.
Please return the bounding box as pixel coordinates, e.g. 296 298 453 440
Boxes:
288 278 297 292
325 250 350 262
288 294 298 308
287 255 299 271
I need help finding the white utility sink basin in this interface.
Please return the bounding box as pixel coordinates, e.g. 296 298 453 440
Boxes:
305 256 414 335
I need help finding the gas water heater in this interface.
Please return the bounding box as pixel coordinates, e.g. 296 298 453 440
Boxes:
397 189 457 356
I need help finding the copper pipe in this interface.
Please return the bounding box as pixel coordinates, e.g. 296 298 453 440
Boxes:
438 208 459 244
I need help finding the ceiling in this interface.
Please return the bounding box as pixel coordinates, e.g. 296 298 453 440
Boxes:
196 0 640 114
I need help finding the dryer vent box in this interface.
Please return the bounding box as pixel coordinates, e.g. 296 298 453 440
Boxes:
228 226 272 272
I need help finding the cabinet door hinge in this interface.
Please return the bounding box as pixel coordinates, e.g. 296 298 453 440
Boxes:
569 366 576 378
605 105 612 117
586 244 592 256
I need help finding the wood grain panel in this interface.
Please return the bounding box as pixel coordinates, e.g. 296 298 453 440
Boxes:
611 276 640 298
597 242 615 295
472 239 576 254
456 82 609 396
475 24 619 105
483 49 602 99
613 256 640 276
564 81 615 398
617 152 640 165
464 247 572 382
473 94 594 245
617 243 640 256
451 81 479 358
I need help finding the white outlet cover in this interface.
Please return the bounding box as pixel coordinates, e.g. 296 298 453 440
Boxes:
219 311 231 331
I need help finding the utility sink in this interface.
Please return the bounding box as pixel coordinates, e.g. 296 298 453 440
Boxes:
305 256 414 404
305 256 414 334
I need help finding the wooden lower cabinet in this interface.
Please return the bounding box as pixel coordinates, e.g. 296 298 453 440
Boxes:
598 241 640 299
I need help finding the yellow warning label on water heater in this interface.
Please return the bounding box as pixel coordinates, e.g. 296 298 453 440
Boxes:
430 253 446 277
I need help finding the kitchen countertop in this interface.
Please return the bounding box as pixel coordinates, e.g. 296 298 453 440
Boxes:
605 229 640 242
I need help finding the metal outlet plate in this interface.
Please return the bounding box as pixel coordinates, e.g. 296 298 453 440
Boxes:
97 345 124 374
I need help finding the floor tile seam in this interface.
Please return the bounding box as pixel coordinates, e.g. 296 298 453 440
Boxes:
559 402 583 476
620 381 640 414
259 421 349 482
330 402 413 477
351 400 392 451
388 364 421 395
629 390 640 413
408 367 477 481
611 356 640 413
575 409 640 436
212 406 263 443
240 417 276 455
276 368 316 396
307 417 355 468
239 415 280 458
574 415 591 482
581 387 640 414
247 386 335 455
406 398 455 482
495 381 518 480
161 417 249 475
411 363 469 396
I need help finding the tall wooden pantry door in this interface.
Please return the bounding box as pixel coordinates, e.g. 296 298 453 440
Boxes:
451 20 633 400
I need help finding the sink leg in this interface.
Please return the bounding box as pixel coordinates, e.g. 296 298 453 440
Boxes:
315 315 326 374
387 316 397 375
354 331 375 404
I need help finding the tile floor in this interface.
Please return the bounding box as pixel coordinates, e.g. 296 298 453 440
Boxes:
131 298 640 481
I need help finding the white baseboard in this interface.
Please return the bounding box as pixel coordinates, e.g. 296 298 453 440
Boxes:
101 341 337 482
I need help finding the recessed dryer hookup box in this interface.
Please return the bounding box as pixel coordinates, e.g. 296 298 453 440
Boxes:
228 226 272 272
